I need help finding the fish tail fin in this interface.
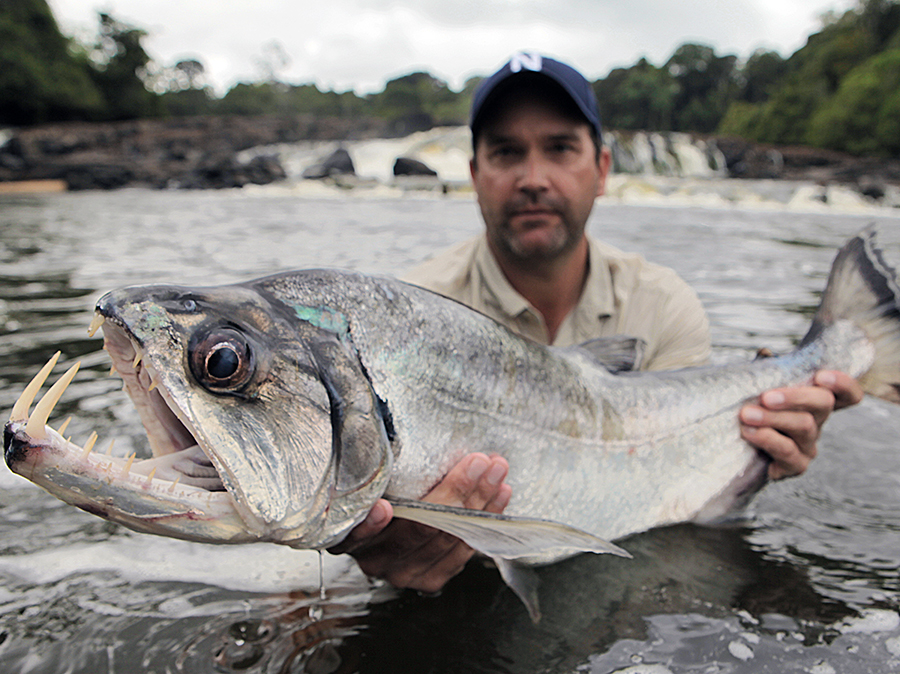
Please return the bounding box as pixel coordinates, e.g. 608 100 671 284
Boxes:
801 226 900 403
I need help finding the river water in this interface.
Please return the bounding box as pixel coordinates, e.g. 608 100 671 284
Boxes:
1 183 900 674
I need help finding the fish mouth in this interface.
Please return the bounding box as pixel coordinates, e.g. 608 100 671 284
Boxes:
3 314 257 543
98 314 227 492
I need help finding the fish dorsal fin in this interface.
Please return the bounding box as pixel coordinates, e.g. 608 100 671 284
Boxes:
570 335 647 373
386 497 629 560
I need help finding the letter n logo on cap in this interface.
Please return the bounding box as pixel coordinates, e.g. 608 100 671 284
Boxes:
510 52 542 73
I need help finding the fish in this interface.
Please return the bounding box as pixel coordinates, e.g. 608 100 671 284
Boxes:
5 227 900 622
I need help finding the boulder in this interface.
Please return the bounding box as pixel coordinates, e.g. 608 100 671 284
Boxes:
857 176 887 201
176 153 287 189
393 156 438 177
302 148 355 179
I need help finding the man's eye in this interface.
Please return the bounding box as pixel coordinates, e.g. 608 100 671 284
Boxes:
491 146 519 158
550 142 576 154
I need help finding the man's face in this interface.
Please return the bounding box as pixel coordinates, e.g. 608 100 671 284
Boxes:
470 89 610 264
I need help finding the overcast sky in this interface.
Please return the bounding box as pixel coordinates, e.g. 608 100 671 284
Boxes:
48 0 857 95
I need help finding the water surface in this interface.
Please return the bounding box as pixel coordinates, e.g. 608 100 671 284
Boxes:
1 187 899 673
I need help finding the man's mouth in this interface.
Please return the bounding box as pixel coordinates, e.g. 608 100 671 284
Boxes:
509 208 559 225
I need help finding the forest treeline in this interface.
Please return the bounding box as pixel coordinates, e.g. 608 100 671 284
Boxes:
1 0 898 157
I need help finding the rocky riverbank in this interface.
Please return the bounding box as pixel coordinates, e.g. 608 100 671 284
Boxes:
1 115 898 200
714 137 900 200
0 115 392 190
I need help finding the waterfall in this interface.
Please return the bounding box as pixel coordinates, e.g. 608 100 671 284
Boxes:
249 127 729 185
606 131 727 178
242 127 894 211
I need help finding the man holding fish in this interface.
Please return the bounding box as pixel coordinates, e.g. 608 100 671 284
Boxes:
330 53 864 592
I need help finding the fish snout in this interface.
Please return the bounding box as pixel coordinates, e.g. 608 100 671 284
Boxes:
4 422 29 469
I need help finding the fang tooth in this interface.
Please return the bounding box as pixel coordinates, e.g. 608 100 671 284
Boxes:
87 314 105 337
26 361 80 440
57 416 72 436
104 439 116 456
146 467 157 486
81 431 98 460
148 379 158 392
133 353 142 369
121 453 136 479
109 364 117 377
10 352 61 422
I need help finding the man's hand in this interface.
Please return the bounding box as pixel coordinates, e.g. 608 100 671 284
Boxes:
327 453 511 594
739 370 864 480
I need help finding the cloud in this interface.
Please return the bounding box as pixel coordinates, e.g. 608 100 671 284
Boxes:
47 0 857 94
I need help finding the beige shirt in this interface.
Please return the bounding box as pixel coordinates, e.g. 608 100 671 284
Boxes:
403 234 711 371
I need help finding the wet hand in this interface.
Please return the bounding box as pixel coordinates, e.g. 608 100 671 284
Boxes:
739 370 864 480
326 453 511 594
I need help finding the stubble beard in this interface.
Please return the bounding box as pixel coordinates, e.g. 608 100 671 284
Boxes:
500 223 572 261
493 202 582 264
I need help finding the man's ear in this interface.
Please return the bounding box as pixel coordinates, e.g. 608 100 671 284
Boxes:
596 146 612 198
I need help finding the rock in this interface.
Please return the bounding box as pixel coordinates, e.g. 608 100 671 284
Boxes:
713 135 900 194
393 156 438 177
64 163 135 191
244 154 287 185
717 139 785 180
173 152 288 189
857 176 887 201
302 147 355 179
0 115 388 190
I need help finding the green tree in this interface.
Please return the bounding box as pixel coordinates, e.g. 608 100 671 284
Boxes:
665 43 738 132
154 59 218 116
806 49 900 155
858 0 900 47
721 0 899 151
88 12 164 120
737 49 788 103
218 81 285 116
717 101 765 138
594 58 678 131
218 80 367 118
284 84 366 117
750 75 830 144
160 88 217 116
368 72 465 129
0 0 104 124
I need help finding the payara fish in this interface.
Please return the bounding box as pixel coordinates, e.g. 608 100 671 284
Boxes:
5 228 900 620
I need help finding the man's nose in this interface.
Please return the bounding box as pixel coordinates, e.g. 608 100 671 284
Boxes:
517 152 550 193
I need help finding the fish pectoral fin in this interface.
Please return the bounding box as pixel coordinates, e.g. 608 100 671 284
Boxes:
385 497 631 560
494 557 541 623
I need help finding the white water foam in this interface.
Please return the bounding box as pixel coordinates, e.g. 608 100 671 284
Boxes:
0 534 364 594
241 125 899 214
837 609 900 634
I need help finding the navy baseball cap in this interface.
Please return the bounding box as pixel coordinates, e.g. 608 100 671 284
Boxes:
470 52 603 143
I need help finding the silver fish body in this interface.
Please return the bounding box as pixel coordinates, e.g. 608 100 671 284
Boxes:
6 228 900 603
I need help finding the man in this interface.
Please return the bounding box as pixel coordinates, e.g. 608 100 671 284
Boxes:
329 53 863 593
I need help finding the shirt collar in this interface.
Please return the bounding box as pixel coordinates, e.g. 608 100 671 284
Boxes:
473 234 617 322
473 235 532 317
581 236 616 319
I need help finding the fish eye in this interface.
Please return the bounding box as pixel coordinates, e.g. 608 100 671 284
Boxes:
207 343 240 379
189 327 255 393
